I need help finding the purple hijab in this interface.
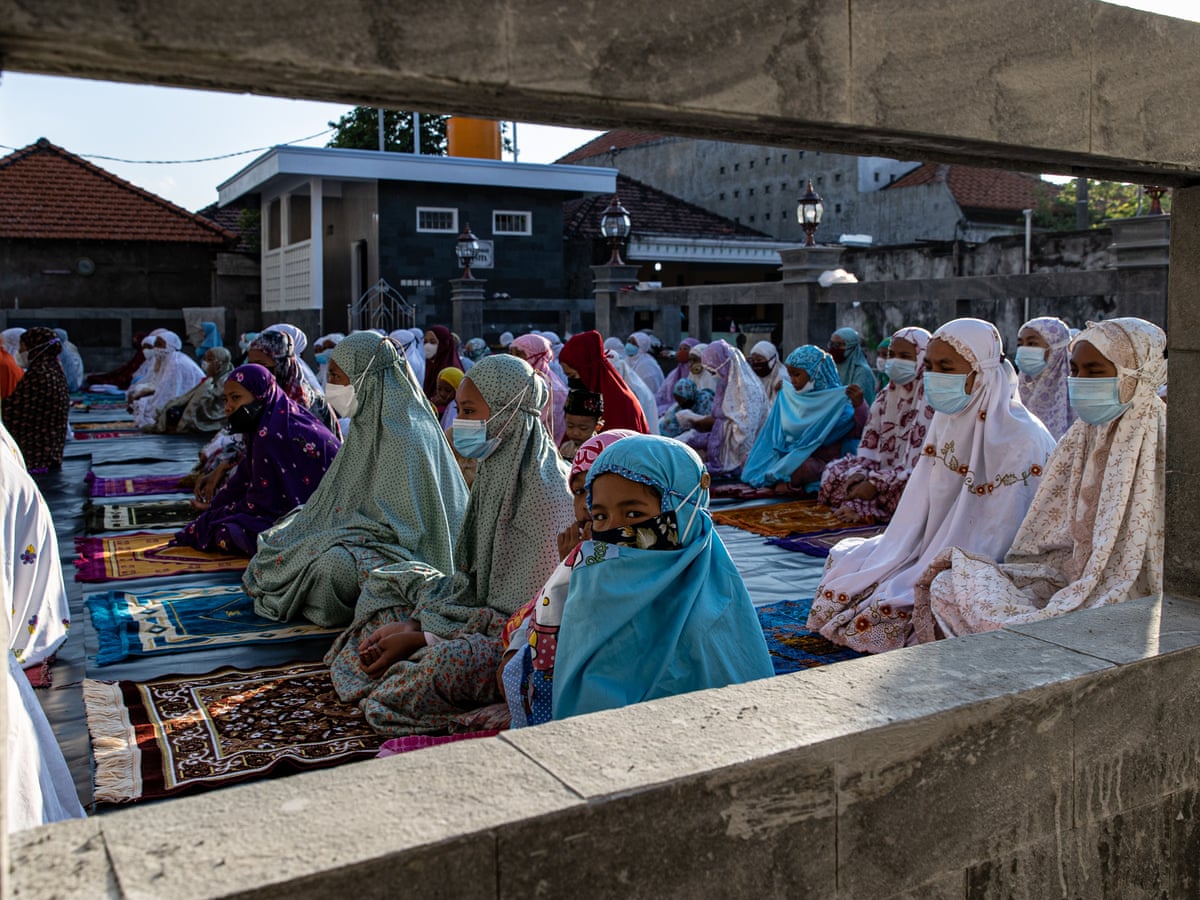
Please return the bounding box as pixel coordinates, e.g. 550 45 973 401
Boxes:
655 338 699 414
176 364 341 555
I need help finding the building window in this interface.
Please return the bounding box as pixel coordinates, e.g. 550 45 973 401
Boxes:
735 216 741 223
749 160 755 169
748 187 755 196
764 184 771 194
782 153 788 163
764 212 771 221
764 157 770 166
416 207 458 233
733 190 740 198
817 176 824 186
288 194 311 244
781 182 788 191
719 192 726 201
874 172 881 183
798 151 805 159
720 165 726 175
493 210 532 235
835 172 843 183
734 163 740 172
749 215 756 222
835 203 843 214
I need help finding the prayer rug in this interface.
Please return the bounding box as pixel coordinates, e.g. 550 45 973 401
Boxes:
767 524 888 557
72 429 145 442
72 420 139 433
84 499 197 533
711 500 859 538
83 662 384 803
758 598 868 674
22 656 54 689
87 471 190 498
71 392 127 410
377 730 501 758
74 532 248 583
709 482 807 501
86 585 340 665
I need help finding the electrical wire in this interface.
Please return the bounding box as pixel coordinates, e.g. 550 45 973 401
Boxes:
0 127 333 165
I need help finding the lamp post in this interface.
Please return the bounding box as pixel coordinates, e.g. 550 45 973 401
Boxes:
599 194 632 265
1145 185 1168 215
797 179 824 247
455 222 480 279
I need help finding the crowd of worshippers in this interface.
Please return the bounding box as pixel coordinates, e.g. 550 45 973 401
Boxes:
2 312 1167 747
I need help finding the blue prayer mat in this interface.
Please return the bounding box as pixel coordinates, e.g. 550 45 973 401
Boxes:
757 597 868 674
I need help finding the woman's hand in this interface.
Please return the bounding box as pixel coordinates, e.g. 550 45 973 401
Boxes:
845 384 864 408
846 479 878 501
359 622 426 676
556 520 590 560
693 416 716 433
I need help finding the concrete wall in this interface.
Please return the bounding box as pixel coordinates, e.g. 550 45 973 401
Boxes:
12 595 1200 899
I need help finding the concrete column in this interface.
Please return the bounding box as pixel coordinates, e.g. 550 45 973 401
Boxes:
659 304 682 351
779 245 844 352
1165 187 1200 598
590 263 639 340
1109 213 1171 326
450 276 487 342
310 178 324 319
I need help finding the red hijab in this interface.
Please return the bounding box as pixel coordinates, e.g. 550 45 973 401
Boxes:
422 325 464 401
559 331 649 433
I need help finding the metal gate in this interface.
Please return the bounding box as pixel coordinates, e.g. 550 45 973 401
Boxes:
346 279 416 334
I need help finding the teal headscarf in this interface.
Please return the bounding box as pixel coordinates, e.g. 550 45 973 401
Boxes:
246 331 469 624
832 326 877 404
340 353 573 639
194 322 221 359
741 345 855 487
552 435 773 720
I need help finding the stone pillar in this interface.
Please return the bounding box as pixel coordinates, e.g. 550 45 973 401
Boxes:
658 304 683 351
687 296 712 342
1166 188 1200 598
779 245 845 352
450 276 486 342
591 263 639 340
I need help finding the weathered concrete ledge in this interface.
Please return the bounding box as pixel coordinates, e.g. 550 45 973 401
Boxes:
10 593 1200 898
3 1 1200 183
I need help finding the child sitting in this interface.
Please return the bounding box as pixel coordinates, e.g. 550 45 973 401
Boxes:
559 389 604 461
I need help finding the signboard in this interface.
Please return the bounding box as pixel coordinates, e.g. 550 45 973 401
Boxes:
472 240 494 269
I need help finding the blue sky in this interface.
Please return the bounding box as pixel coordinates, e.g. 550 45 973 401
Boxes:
0 0 1194 212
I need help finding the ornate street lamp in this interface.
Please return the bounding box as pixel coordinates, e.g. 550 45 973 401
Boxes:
599 194 632 265
455 222 480 278
796 179 824 247
1145 185 1168 215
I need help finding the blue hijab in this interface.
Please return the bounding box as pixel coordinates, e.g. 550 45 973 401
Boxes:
195 322 221 359
552 435 773 720
833 326 877 404
741 345 855 488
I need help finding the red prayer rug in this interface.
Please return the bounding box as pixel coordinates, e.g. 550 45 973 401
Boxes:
87 471 190 498
83 662 384 803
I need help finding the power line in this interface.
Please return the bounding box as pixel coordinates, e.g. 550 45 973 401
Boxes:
0 127 333 165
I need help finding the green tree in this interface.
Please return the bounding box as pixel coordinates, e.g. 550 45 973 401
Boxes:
327 107 448 154
1032 179 1172 231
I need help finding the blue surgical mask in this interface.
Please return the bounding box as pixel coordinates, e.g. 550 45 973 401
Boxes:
452 418 499 459
885 358 918 386
625 342 639 357
314 351 331 365
923 372 973 415
1015 346 1048 376
1068 376 1130 425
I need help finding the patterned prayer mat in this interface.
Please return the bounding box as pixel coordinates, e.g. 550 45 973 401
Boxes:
71 392 127 411
758 598 869 674
768 525 888 557
83 662 384 803
86 584 340 665
23 656 54 689
84 499 197 533
72 429 145 442
75 532 248 583
87 471 190 498
72 420 139 433
711 499 859 538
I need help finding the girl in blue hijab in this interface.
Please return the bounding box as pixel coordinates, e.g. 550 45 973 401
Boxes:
741 345 860 490
551 435 773 720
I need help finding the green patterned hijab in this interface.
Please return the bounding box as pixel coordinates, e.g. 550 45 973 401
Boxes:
246 331 469 622
348 353 574 637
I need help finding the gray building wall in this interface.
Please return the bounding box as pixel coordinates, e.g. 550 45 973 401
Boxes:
321 180 379 334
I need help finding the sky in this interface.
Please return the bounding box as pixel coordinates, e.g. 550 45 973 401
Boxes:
0 0 1196 213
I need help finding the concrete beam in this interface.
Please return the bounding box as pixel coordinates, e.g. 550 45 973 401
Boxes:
3 2 1200 183
819 268 1121 304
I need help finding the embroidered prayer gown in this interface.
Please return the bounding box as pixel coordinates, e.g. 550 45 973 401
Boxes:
262 323 323 397
913 318 1166 640
832 327 878 406
246 332 467 626
551 435 773 719
698 340 768 477
560 331 649 433
151 348 233 433
748 340 787 406
807 318 1057 653
1016 316 1076 440
742 345 856 488
175 364 340 555
819 327 933 522
129 330 206 429
325 354 573 735
1 328 70 471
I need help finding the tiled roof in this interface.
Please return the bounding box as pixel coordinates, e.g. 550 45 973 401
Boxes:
564 174 771 240
0 139 234 244
196 202 257 254
556 130 671 164
887 162 1054 212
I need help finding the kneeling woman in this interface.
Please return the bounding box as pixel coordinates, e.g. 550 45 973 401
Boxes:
551 435 774 719
325 354 574 735
913 317 1165 639
174 364 340 555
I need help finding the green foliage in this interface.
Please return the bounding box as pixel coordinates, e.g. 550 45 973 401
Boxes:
236 207 261 255
326 107 516 156
1032 179 1172 231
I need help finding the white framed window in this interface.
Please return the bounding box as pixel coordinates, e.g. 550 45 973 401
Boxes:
416 207 458 233
493 210 532 236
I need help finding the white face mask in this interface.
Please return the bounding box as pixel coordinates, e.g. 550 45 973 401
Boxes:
423 343 437 359
325 382 357 419
14 351 27 368
798 381 815 394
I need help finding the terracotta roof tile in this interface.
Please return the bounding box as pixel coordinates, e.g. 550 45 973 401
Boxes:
0 139 234 244
556 130 671 164
196 202 257 253
887 162 1054 211
564 174 770 240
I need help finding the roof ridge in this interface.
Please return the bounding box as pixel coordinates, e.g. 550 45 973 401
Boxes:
614 173 769 237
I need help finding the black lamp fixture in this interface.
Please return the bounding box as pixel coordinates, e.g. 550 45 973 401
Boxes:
1145 185 1168 215
796 179 824 247
454 222 480 278
599 194 632 265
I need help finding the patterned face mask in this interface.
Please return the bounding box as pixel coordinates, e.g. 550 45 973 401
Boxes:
591 510 682 551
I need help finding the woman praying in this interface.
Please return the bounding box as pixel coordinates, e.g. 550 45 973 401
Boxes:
175 364 340 555
559 330 649 433
913 318 1165 640
246 332 468 626
624 332 665 393
152 347 234 434
829 326 878 405
747 340 786 405
807 318 1056 653
128 329 206 429
2 328 70 472
511 332 568 442
421 325 464 410
695 340 768 477
655 338 700 414
248 330 338 435
1015 315 1075 440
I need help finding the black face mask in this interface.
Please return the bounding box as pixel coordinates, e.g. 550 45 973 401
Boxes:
567 376 588 392
227 400 265 434
592 510 682 551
